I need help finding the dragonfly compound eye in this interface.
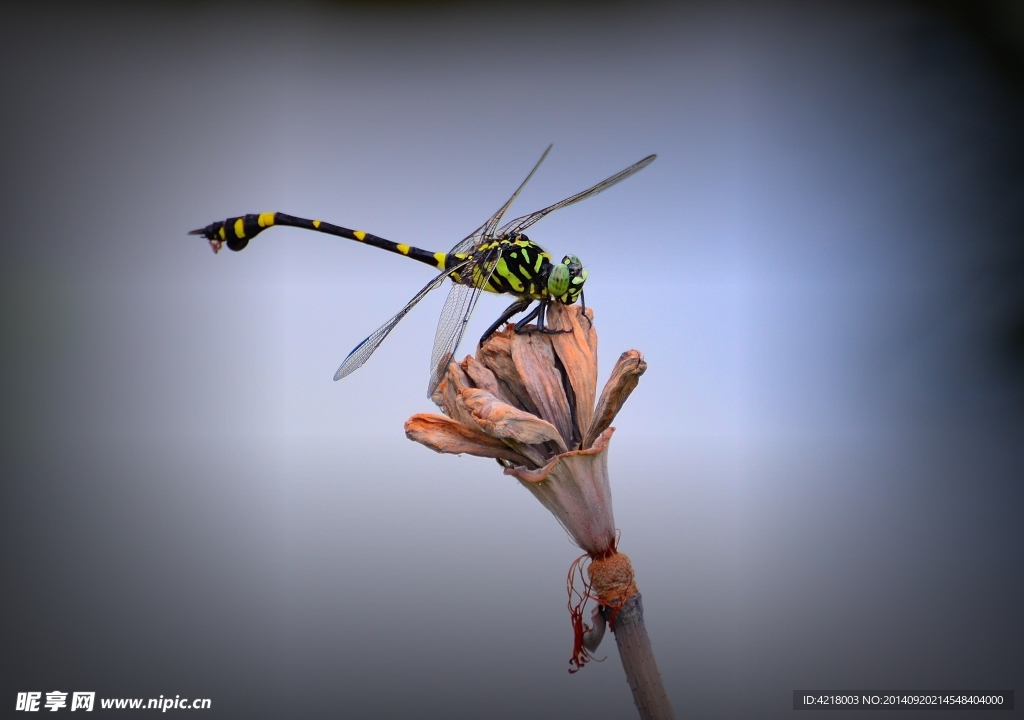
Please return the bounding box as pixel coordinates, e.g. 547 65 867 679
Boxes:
558 255 586 302
562 254 583 277
547 262 571 297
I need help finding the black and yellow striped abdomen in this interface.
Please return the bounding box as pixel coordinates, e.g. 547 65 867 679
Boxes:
191 214 560 303
190 212 448 271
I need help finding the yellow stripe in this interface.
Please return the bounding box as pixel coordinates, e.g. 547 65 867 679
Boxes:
233 218 245 238
434 252 447 269
497 258 524 292
313 220 321 229
396 243 410 255
258 212 275 228
218 227 226 240
353 230 366 241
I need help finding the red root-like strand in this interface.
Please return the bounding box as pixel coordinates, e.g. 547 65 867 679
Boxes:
567 554 596 673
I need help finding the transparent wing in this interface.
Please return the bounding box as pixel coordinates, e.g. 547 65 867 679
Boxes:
499 154 657 236
426 246 502 398
334 260 469 382
445 229 486 262
446 145 553 257
482 144 552 238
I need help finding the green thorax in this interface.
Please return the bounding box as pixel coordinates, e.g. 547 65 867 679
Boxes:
447 234 586 305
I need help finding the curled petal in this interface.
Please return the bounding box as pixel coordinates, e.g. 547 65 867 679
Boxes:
461 388 567 452
436 362 487 433
511 331 576 448
405 413 533 466
584 350 646 449
462 355 504 399
476 330 540 415
548 304 598 440
505 428 617 556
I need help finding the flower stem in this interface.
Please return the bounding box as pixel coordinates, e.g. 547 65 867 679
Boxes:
604 594 676 720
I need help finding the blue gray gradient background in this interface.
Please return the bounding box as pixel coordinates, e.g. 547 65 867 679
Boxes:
2 2 1022 718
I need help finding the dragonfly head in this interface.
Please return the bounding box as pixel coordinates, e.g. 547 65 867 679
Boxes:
547 254 587 304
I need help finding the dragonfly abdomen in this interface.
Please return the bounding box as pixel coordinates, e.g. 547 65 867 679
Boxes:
189 212 447 270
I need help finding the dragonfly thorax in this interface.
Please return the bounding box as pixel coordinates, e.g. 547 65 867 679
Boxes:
463 234 586 305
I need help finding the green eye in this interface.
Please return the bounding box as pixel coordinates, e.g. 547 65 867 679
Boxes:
547 263 570 296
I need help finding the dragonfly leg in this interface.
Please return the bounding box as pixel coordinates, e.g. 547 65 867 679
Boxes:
535 301 572 335
512 302 543 333
480 298 531 345
536 301 549 331
578 290 592 329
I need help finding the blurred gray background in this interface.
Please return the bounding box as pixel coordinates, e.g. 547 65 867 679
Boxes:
1 1 1022 718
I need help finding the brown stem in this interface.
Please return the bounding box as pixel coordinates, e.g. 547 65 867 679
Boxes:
604 594 676 720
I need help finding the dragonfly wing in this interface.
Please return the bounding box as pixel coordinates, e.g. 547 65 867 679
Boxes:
499 154 656 236
446 229 485 260
427 247 502 398
445 145 553 257
482 144 552 238
334 260 469 382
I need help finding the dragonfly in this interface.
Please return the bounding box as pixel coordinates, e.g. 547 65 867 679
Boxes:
189 147 656 399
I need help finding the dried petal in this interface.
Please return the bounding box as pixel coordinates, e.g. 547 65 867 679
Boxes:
462 355 504 399
505 428 617 556
511 331 576 449
584 350 646 449
476 329 541 415
405 413 533 465
436 361 487 433
548 304 598 441
434 356 551 469
462 388 567 452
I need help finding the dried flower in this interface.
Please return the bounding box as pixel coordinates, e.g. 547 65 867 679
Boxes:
405 304 673 718
405 304 645 554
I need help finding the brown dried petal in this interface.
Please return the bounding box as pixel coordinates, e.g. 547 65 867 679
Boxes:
476 329 540 415
437 361 484 430
461 388 567 451
405 413 533 465
457 383 558 468
461 355 505 401
511 331 575 449
584 350 647 449
437 354 559 469
548 304 598 439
